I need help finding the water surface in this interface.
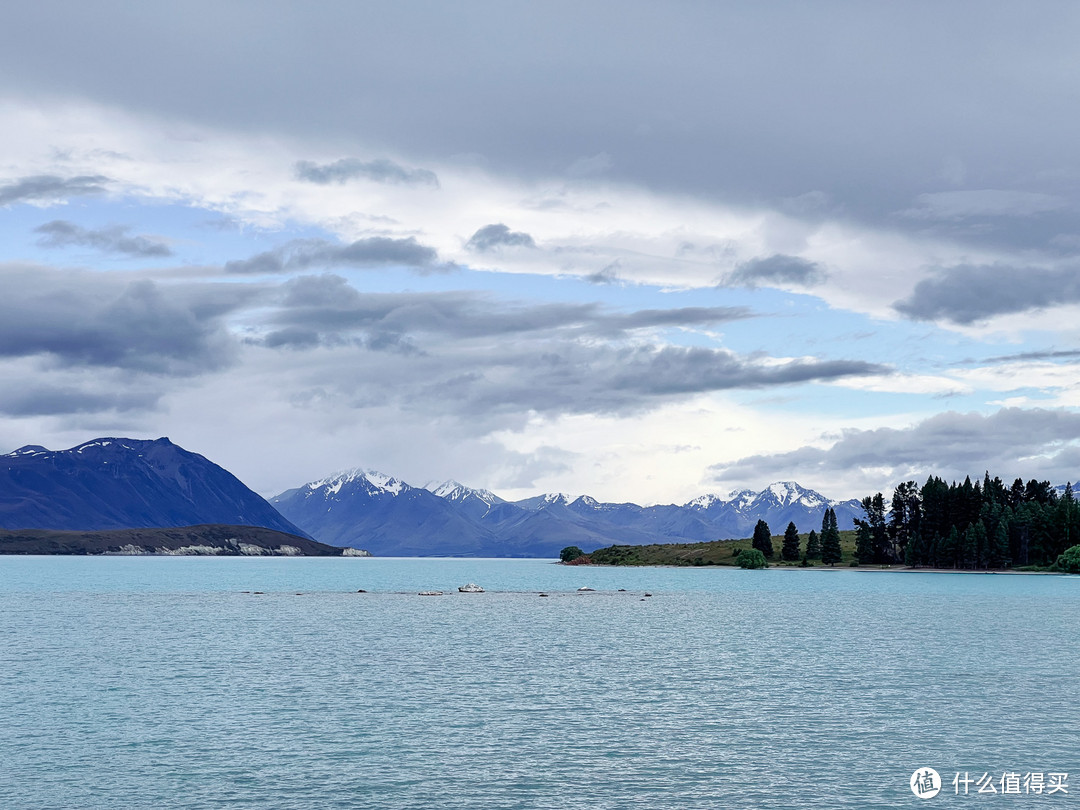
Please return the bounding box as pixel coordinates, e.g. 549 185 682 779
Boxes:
2 557 1077 808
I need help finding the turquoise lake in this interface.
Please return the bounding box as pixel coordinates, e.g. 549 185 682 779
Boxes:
1 557 1077 808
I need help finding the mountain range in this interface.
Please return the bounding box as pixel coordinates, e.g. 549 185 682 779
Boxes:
271 471 863 557
0 436 863 557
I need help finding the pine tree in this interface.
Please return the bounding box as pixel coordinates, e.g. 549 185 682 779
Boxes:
854 522 873 564
804 529 821 560
889 481 921 562
989 519 1010 569
962 523 985 568
820 508 842 566
857 492 891 562
940 526 960 568
904 531 927 567
781 522 801 561
752 519 774 559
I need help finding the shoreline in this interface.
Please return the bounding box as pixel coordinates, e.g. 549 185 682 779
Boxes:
569 562 1064 575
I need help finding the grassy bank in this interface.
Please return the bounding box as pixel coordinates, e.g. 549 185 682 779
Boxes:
587 530 859 567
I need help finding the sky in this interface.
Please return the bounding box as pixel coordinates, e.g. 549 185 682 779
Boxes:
2 1 1080 505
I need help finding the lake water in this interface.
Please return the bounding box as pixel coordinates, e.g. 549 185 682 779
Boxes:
1 557 1077 808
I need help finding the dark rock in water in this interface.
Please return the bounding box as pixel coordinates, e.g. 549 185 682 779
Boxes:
644 593 652 597
538 593 548 597
356 589 368 593
618 588 626 592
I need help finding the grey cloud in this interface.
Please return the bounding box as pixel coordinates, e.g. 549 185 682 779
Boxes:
566 152 613 177
977 348 1080 365
727 254 825 288
466 224 537 252
277 338 887 423
0 264 246 374
607 348 880 395
894 264 1080 324
606 306 752 332
256 275 886 418
6 3 1080 242
35 220 172 257
294 157 439 187
585 261 621 284
0 384 159 416
0 174 109 206
270 275 751 344
710 408 1080 487
225 237 440 274
900 190 1069 220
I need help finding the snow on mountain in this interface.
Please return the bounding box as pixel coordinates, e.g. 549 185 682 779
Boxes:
273 462 865 555
687 493 725 510
513 493 576 510
426 479 504 507
754 481 828 509
306 468 408 497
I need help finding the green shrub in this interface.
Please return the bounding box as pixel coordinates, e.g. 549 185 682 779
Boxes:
1056 544 1080 573
559 545 585 562
736 548 768 569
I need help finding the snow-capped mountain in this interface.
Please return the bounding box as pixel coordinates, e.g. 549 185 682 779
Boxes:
274 466 862 557
425 480 505 521
271 469 497 555
683 481 860 537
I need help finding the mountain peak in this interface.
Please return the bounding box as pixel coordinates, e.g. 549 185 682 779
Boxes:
686 493 725 509
426 480 504 506
308 467 407 497
7 445 49 457
0 435 308 537
757 481 826 508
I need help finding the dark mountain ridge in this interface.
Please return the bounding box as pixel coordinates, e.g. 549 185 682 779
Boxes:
0 437 309 538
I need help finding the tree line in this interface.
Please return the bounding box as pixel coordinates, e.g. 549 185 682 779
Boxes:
748 472 1079 569
751 507 842 565
855 473 1076 569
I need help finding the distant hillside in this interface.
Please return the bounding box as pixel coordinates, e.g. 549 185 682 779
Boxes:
0 438 309 538
0 524 355 556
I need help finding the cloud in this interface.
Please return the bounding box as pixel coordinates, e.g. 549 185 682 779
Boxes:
0 174 109 206
0 264 246 374
0 383 159 416
252 275 886 420
901 190 1069 220
977 348 1080 365
466 223 537 252
34 220 172 258
604 348 883 396
567 152 613 177
710 408 1080 490
224 237 440 274
726 254 825 288
294 157 439 187
894 264 1080 324
267 275 751 344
